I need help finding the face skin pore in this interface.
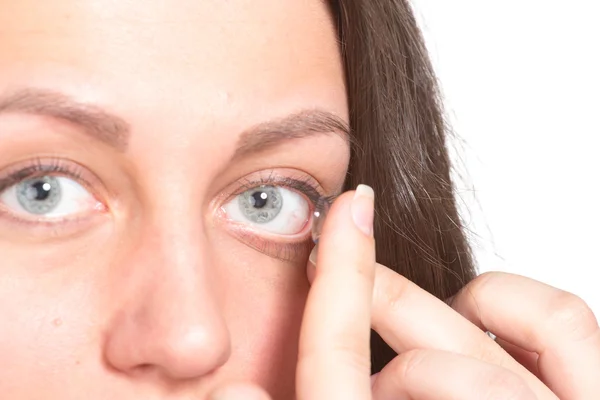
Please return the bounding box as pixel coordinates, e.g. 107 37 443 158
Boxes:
0 0 349 398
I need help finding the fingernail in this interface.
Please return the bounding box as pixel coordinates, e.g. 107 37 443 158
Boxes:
309 244 319 266
351 184 374 236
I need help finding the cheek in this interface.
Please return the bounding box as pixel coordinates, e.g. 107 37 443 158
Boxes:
0 229 112 394
0 222 312 397
214 237 310 394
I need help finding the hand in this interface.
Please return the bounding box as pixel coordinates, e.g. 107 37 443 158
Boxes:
304 187 600 399
211 187 600 399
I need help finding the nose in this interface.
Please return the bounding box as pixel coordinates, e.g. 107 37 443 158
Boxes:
103 227 231 380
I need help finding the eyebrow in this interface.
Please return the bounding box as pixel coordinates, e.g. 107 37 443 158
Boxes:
0 88 350 157
0 88 130 151
233 109 349 160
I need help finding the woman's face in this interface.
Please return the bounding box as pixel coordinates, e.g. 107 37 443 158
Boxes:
0 0 348 398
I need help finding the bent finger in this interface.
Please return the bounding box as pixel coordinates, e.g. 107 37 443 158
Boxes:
370 264 557 399
495 337 540 378
372 349 539 400
450 272 600 399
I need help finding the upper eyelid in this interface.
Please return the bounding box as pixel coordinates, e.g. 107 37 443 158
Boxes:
0 159 103 200
244 178 313 189
229 170 328 204
236 179 321 203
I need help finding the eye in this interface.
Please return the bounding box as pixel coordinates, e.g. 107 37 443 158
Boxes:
222 185 311 235
0 175 99 219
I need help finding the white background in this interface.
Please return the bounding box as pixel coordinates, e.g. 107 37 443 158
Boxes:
413 0 600 314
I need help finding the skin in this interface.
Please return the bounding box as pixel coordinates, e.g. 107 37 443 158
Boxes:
294 191 600 400
1 1 599 399
0 0 348 398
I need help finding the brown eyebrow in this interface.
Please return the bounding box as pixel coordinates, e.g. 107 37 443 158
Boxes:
0 89 349 157
232 109 350 160
0 88 130 152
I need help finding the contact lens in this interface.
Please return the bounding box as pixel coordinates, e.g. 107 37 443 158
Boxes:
311 197 331 244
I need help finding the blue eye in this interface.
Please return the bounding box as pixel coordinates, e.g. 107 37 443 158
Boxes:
222 185 310 235
0 175 98 218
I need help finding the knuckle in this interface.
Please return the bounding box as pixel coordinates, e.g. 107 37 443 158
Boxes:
374 273 411 322
383 284 409 315
480 370 534 400
328 339 372 373
298 333 371 376
546 291 599 341
297 345 371 379
468 271 504 299
455 271 504 312
392 349 431 380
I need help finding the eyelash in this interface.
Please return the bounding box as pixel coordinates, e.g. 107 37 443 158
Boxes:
232 171 323 204
0 158 89 193
231 228 313 262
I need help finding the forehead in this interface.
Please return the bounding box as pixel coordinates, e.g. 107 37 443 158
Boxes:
0 0 347 124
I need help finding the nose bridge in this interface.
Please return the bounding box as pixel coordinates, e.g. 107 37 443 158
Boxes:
103 205 231 380
131 156 213 286
136 189 212 292
142 221 214 314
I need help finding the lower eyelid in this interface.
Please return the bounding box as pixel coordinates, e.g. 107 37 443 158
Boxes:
221 217 313 243
0 203 107 223
227 226 312 262
0 192 106 221
0 207 110 242
216 215 314 262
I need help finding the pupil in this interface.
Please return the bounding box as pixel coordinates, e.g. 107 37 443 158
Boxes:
30 181 52 201
251 191 268 208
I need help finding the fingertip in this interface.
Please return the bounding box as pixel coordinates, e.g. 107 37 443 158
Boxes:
318 189 368 244
351 184 375 237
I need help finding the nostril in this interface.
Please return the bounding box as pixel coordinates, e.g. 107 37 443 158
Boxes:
161 328 231 378
102 250 232 381
128 363 155 376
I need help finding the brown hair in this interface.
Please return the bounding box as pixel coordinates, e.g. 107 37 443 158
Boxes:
333 1 478 372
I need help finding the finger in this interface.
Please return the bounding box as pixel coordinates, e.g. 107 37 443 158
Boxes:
372 349 538 400
370 264 557 399
297 186 376 400
495 337 540 378
450 272 600 399
208 382 272 400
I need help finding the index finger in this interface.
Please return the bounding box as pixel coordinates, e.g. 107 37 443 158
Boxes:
296 186 376 400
